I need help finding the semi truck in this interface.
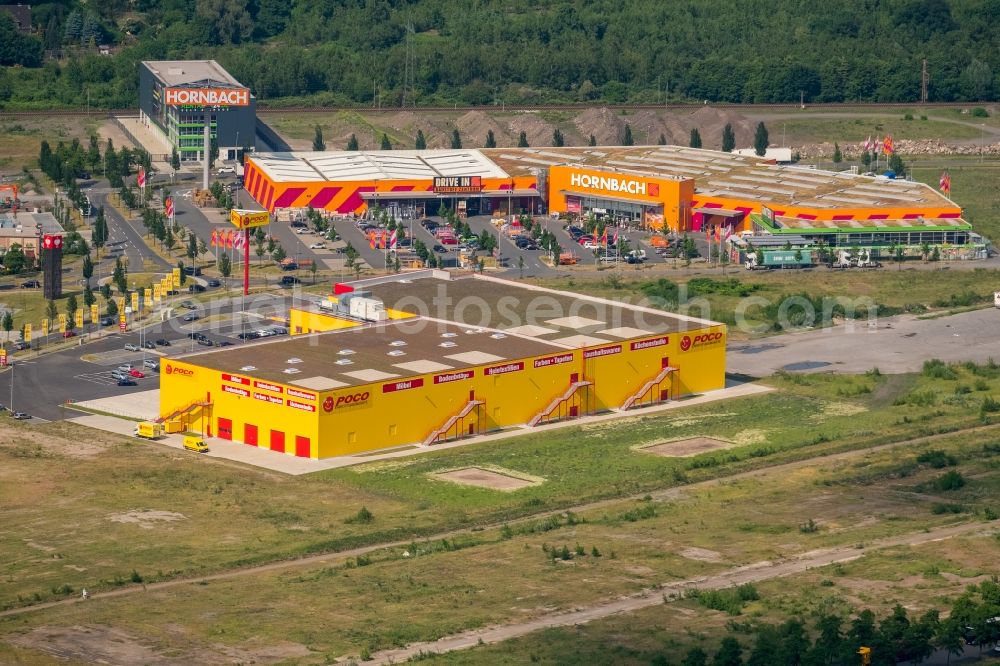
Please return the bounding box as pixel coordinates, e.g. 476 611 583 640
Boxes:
745 250 813 270
134 422 164 440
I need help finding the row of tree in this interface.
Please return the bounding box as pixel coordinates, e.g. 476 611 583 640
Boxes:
38 138 149 189
5 1 1000 109
667 580 1000 666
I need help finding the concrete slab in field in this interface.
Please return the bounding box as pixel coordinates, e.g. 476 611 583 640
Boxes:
433 467 541 491
641 436 736 457
73 389 161 421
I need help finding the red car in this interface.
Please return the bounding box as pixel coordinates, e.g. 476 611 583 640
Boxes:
577 235 595 244
61 331 76 338
128 369 145 378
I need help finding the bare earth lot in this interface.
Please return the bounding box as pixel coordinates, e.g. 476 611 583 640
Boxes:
433 467 540 491
641 437 735 457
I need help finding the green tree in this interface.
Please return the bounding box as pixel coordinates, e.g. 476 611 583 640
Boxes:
657 133 667 145
272 244 287 263
888 153 905 174
517 131 529 147
832 142 843 163
81 253 94 287
100 283 112 301
112 257 127 295
66 294 78 318
688 127 701 148
484 130 496 148
2 310 13 343
86 135 101 171
347 134 359 151
310 259 318 283
312 125 325 151
46 299 58 322
255 239 266 265
862 151 872 168
415 129 427 149
218 253 232 282
589 134 597 146
91 207 108 255
552 128 564 146
83 283 95 308
683 647 708 666
712 636 743 666
106 297 117 318
722 123 736 152
171 147 180 171
754 121 769 156
380 133 392 150
164 227 175 252
621 124 634 146
187 233 199 260
63 10 83 42
450 128 462 149
177 261 187 286
2 243 26 274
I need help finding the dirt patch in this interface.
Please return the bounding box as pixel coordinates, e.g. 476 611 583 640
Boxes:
0 421 112 458
574 107 627 145
685 107 756 151
506 112 557 148
456 110 510 148
679 546 724 562
9 625 169 665
108 510 186 529
433 467 540 491
641 437 736 457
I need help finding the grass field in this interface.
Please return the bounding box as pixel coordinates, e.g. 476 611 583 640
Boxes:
0 118 103 174
539 268 1000 338
911 164 1000 242
1 403 998 663
775 114 987 145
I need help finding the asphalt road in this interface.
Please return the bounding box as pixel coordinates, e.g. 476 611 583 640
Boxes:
0 293 295 421
86 185 171 273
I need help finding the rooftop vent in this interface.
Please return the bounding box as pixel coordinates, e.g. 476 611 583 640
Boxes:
441 332 457 338
387 350 406 357
240 365 257 371
337 349 355 355
334 358 354 366
283 368 301 374
490 333 507 339
389 340 407 347
286 357 302 364
439 341 457 348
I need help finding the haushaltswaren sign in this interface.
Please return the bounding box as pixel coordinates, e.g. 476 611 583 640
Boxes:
164 87 250 107
433 176 483 194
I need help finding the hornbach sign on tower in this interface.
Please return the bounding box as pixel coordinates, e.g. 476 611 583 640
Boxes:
164 87 250 107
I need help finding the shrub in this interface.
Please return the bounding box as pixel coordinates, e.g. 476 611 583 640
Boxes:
975 379 990 391
922 359 958 380
894 390 937 407
933 470 966 491
982 396 1000 413
917 449 957 468
130 570 143 583
345 506 374 524
903 113 914 120
799 518 820 533
971 107 989 118
619 504 657 522
931 503 967 514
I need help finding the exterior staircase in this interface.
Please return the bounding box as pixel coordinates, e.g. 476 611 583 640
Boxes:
620 366 675 411
528 381 592 427
422 399 484 446
155 399 211 424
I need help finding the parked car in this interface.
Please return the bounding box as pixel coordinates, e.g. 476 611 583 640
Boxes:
296 228 310 235
290 220 307 228
308 242 325 249
100 316 114 326
217 165 236 174
129 369 145 378
196 337 214 346
117 363 133 372
206 279 221 287
183 266 202 276
280 276 301 286
217 341 233 347
237 332 256 340
20 280 40 289
111 370 127 381
188 284 206 293
117 378 137 387
432 244 447 253
182 314 199 322
142 359 159 369
61 330 76 338
143 341 155 349
14 341 29 350
155 338 171 347
124 343 140 352
12 411 30 420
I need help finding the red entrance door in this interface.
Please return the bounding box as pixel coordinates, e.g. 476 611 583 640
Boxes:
270 430 285 453
295 435 310 458
218 418 232 440
244 424 258 446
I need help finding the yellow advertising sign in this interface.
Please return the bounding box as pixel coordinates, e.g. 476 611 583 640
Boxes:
172 267 181 285
23 323 31 343
131 291 139 312
74 310 84 329
119 314 127 331
230 209 270 230
117 296 126 313
165 275 174 292
58 313 66 333
153 284 162 302
41 318 48 336
90 304 99 323
145 290 153 308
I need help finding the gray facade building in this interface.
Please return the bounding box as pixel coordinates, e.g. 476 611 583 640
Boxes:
139 60 256 162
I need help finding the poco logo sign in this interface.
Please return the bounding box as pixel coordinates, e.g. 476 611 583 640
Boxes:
570 172 647 196
164 364 194 376
324 391 371 412
680 331 724 351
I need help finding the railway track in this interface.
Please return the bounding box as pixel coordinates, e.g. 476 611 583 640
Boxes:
0 101 986 121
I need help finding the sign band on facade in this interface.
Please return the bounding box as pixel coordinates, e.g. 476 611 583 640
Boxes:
164 87 250 107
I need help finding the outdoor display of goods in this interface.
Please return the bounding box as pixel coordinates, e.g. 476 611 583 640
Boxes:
193 189 215 207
